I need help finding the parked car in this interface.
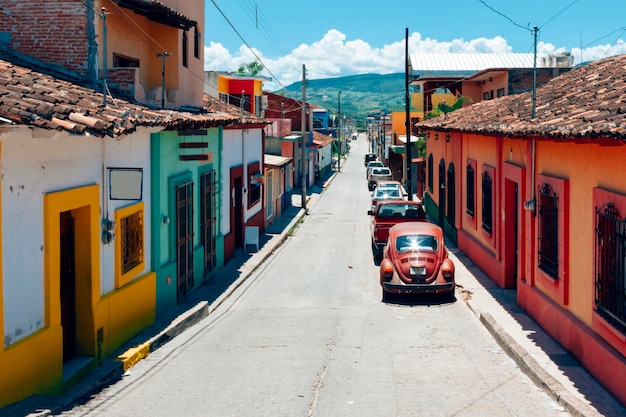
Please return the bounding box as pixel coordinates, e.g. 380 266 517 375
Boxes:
369 200 426 260
374 180 408 198
379 222 455 302
365 160 384 179
370 187 404 213
364 153 378 166
368 167 393 191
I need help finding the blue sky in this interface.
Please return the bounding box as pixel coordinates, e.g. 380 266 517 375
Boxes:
204 0 626 90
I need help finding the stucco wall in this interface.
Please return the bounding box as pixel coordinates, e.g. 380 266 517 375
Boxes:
1 126 152 346
221 128 264 235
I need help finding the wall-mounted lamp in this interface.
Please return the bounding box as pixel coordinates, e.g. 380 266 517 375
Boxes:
162 215 170 225
446 134 451 143
435 134 439 141
523 198 536 213
488 77 493 82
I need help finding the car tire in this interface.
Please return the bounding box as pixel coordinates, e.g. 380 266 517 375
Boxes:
382 289 388 302
371 241 382 262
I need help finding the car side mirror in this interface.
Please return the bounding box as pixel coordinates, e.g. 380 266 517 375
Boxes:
367 210 374 215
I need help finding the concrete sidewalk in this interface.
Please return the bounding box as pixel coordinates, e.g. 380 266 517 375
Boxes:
6 171 626 416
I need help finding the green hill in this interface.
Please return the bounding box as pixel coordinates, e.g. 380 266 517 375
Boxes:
274 73 405 126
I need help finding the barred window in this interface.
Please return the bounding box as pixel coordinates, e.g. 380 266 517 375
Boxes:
595 203 626 334
121 211 143 274
466 163 475 217
182 31 188 68
427 154 433 192
538 183 559 279
194 27 201 59
481 171 493 233
248 162 262 208
447 163 455 225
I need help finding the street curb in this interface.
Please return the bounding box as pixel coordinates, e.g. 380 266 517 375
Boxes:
477 310 601 417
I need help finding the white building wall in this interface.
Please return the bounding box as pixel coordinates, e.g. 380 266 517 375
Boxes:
1 125 153 346
221 128 264 235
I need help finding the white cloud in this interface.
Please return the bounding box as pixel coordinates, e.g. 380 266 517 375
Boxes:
205 30 626 91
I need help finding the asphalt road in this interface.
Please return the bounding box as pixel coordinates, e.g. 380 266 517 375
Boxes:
58 135 569 417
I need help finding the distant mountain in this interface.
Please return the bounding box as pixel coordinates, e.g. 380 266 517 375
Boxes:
274 73 406 125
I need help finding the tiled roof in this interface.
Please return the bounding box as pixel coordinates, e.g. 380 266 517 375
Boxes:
112 0 197 30
0 59 257 138
312 131 334 147
418 54 626 141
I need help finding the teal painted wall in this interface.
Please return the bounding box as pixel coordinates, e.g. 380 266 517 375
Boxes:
150 129 224 315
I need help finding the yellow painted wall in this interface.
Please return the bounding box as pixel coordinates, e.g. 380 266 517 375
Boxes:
411 92 424 113
431 92 457 110
95 271 156 358
254 79 263 96
0 186 156 407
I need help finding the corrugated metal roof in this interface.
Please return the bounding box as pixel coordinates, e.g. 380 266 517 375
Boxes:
410 53 538 78
264 154 292 166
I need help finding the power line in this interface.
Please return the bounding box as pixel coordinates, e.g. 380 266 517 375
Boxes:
583 27 626 48
476 0 531 32
210 0 285 90
539 0 579 29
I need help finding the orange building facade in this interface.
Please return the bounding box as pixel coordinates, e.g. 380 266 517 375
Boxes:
420 55 626 406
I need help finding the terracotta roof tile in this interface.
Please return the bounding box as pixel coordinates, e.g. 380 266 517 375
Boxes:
312 131 334 147
418 54 626 141
0 59 260 137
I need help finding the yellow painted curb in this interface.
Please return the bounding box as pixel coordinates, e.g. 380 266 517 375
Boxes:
116 342 151 371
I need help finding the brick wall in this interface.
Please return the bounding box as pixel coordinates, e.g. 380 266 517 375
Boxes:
0 0 89 74
107 67 136 98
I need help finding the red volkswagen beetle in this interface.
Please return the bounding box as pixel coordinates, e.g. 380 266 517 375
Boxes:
379 222 455 302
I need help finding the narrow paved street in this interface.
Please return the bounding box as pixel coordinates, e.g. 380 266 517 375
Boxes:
60 135 568 417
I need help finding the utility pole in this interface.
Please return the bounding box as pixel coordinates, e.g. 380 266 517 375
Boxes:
157 52 171 109
338 90 342 172
301 64 307 211
404 27 413 201
532 26 538 119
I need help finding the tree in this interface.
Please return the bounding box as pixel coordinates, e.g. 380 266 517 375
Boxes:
236 61 264 76
425 96 470 119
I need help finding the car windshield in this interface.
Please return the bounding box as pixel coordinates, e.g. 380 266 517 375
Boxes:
395 234 438 252
377 203 425 219
374 189 401 199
